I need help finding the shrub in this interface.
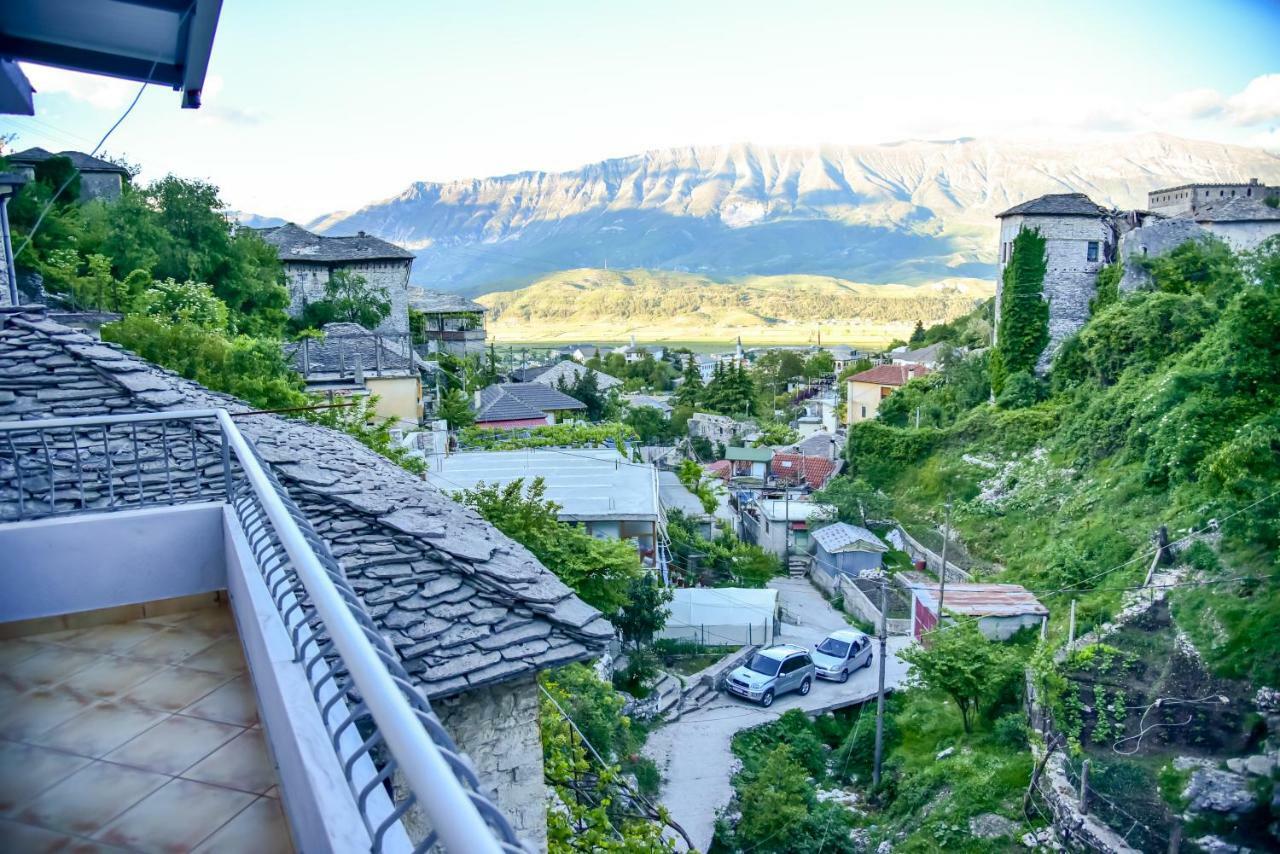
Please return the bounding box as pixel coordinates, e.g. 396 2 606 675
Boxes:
992 712 1029 750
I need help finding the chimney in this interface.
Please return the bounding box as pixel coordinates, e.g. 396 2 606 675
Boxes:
473 389 483 408
357 230 367 237
352 354 364 385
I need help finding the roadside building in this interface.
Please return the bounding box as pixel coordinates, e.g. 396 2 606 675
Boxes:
471 382 585 429
6 147 130 202
408 289 487 356
425 448 662 564
743 498 836 559
810 523 888 593
908 582 1047 641
255 223 414 336
694 354 719 382
846 363 930 424
285 322 424 427
826 344 858 373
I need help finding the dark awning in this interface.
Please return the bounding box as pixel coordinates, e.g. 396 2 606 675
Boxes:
0 0 223 112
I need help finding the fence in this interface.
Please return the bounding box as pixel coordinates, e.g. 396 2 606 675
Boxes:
658 619 775 647
0 409 523 853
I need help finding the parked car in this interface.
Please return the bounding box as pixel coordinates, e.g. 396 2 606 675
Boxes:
725 644 815 707
811 629 874 682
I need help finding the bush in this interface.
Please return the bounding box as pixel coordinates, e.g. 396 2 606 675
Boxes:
995 370 1041 409
613 649 659 698
992 712 1029 750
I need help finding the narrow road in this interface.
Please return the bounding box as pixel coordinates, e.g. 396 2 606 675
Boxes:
644 578 913 851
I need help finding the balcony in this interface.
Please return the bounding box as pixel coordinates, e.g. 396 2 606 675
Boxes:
0 409 525 853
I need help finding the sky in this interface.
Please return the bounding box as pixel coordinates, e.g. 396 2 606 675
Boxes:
2 0 1278 222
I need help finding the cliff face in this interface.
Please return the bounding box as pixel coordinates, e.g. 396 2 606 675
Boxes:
307 134 1280 294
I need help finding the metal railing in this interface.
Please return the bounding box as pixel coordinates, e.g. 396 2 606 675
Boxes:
0 409 525 853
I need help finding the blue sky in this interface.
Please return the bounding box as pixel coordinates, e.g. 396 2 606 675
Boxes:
3 0 1278 221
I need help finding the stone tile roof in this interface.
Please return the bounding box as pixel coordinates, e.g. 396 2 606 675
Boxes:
529 360 622 391
847 363 930 387
1191 197 1280 223
0 308 612 699
475 383 586 424
8 147 130 175
254 223 414 264
996 193 1109 218
408 289 487 314
509 365 551 383
474 386 553 423
284 322 423 378
783 432 840 460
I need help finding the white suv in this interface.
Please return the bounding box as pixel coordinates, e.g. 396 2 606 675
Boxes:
726 644 815 707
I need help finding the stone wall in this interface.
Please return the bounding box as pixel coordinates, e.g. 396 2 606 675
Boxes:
1201 219 1280 252
996 213 1110 372
432 676 548 850
1118 218 1208 291
283 259 412 335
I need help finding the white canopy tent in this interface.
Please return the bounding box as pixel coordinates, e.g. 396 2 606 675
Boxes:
658 586 778 647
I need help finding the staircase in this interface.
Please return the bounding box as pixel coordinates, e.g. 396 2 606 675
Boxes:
787 555 810 578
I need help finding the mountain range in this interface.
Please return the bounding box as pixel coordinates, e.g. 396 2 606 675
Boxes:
304 133 1280 296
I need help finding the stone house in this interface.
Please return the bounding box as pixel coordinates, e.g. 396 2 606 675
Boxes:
408 289 487 356
254 223 414 336
1147 179 1277 218
688 411 744 445
742 498 835 560
6 147 131 202
284 321 425 428
845 363 929 424
995 193 1114 371
0 307 614 849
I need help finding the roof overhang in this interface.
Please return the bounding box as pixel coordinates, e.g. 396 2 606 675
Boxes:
0 59 33 114
0 0 223 111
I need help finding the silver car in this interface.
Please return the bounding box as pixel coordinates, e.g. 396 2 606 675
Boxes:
812 629 874 682
725 644 815 707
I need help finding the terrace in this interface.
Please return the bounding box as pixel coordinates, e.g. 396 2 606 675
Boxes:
0 407 522 853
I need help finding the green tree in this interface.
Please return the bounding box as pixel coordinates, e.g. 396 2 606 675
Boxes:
454 478 644 614
733 745 813 851
613 574 672 649
134 278 230 329
812 476 893 525
909 319 927 346
624 405 676 444
300 269 392 330
898 620 1017 732
674 355 704 408
437 387 475 429
991 227 1048 394
1090 262 1122 315
802 350 834 378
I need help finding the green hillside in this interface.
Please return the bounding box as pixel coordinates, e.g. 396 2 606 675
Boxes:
477 268 992 347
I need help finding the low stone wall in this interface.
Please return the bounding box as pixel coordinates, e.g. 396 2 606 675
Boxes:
891 525 972 583
694 644 757 692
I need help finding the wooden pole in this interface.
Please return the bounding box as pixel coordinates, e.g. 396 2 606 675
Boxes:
1068 599 1077 645
1079 758 1091 815
937 498 952 619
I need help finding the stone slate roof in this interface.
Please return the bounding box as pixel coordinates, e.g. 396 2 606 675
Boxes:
255 223 414 264
475 383 586 423
530 360 622 391
284 322 423 378
509 365 551 383
408 289 487 314
996 193 1109 218
0 308 612 699
1191 197 1280 223
8 147 130 175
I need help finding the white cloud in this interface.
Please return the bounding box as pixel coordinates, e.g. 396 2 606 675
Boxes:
21 64 139 110
1225 74 1280 126
1156 86 1224 121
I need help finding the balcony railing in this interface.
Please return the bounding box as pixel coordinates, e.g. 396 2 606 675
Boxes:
0 409 525 854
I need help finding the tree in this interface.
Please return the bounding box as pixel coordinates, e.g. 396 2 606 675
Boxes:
991 227 1049 394
558 367 609 421
300 269 392 330
733 745 813 851
454 478 644 614
812 476 893 525
898 620 1017 732
624 405 676 444
802 350 834 379
134 278 230 330
613 574 672 649
909 319 927 346
673 356 704 408
437 387 474 429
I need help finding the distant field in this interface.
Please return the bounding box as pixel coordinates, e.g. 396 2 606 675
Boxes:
492 338 887 354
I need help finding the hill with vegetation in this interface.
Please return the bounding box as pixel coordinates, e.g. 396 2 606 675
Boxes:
478 268 991 346
774 235 1280 852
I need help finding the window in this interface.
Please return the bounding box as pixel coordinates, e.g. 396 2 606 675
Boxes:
860 406 867 418
1086 241 1099 262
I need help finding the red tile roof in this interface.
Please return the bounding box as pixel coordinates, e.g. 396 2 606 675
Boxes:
770 453 838 489
847 363 931 387
704 459 732 481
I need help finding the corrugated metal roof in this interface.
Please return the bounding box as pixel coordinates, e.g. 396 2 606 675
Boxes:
725 445 773 462
811 522 887 553
910 583 1047 617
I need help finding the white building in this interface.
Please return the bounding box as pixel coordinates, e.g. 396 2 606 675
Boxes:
743 499 836 559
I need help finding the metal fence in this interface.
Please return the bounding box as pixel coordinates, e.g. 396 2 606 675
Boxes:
0 409 524 853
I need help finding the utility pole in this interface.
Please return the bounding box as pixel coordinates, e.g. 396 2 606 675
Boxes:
1068 599 1077 645
937 496 952 619
873 572 888 788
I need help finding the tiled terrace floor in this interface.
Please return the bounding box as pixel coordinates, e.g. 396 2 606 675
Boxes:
0 603 295 853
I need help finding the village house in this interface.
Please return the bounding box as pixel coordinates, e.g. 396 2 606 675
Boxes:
742 498 836 560
846 363 930 424
255 223 415 336
770 452 839 492
888 342 954 369
527 359 623 392
908 582 1047 641
408 289 487 356
782 431 842 462
809 522 889 595
0 308 612 850
425 448 663 567
688 411 746 445
825 344 858 373
6 147 131 202
613 335 665 363
724 445 773 483
284 321 425 428
471 382 586 429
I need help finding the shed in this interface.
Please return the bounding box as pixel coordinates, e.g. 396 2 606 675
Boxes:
908 583 1048 641
657 587 778 647
725 445 772 481
811 522 888 579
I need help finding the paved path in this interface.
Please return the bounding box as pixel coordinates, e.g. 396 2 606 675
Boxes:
644 578 913 851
